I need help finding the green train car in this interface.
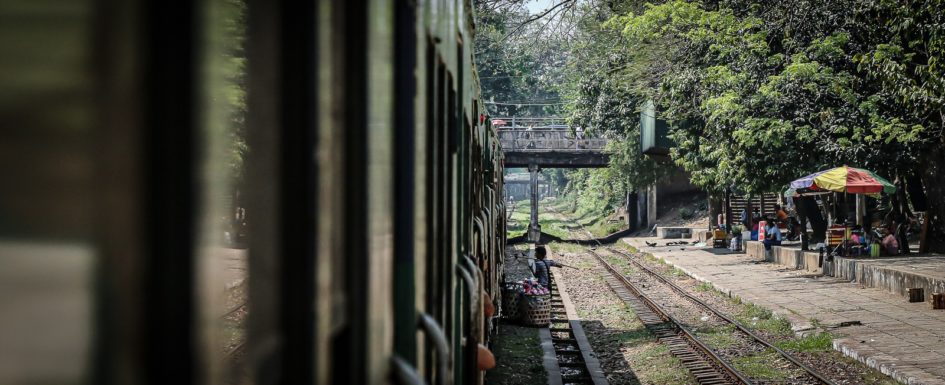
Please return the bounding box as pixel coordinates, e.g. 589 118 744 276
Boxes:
0 0 505 385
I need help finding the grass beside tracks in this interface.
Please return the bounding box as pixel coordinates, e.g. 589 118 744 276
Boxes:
688 281 898 385
485 324 545 385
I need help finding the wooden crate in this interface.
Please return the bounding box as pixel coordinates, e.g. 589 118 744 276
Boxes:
931 293 945 310
909 287 925 303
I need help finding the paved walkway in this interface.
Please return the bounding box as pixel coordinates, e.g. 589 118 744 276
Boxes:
622 237 945 385
198 246 247 315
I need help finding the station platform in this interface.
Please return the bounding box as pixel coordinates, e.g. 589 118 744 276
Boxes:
200 246 247 316
623 236 945 385
742 240 945 301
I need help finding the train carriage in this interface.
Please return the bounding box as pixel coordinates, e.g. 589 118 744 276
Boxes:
0 0 504 385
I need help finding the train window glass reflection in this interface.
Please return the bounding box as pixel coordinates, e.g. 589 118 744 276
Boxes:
196 0 249 383
0 1 95 384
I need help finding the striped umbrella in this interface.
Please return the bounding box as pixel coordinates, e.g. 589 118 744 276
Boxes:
786 166 896 196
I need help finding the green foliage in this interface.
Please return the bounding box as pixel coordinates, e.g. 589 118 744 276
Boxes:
593 0 942 196
776 332 835 352
480 0 945 248
697 325 739 349
559 3 674 192
474 2 566 116
205 0 248 183
695 281 715 292
562 168 624 216
731 350 792 381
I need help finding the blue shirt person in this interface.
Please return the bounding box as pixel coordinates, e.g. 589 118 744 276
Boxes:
764 221 782 250
532 245 562 287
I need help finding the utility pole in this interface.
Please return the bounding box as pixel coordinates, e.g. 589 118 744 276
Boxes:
528 163 541 242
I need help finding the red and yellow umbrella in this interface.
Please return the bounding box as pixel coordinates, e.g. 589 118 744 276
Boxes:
787 166 896 196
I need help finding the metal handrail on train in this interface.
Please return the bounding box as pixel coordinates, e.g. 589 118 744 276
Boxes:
455 262 480 380
473 217 485 260
456 265 478 311
391 355 426 385
418 313 451 385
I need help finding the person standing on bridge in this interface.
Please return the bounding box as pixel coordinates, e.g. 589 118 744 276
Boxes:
532 245 571 288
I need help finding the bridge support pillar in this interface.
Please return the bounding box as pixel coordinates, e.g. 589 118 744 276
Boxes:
528 164 541 243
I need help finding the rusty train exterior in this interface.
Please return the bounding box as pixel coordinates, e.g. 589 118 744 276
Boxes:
0 0 505 385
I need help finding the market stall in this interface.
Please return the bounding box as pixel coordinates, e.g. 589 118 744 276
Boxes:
786 166 896 258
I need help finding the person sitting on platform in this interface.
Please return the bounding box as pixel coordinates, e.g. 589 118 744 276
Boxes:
775 204 788 222
533 245 563 288
764 220 782 250
849 227 865 256
881 228 899 256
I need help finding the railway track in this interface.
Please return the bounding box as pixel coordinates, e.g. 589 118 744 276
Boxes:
222 301 247 318
546 270 607 385
544 205 834 384
598 246 836 385
221 300 248 359
589 248 748 384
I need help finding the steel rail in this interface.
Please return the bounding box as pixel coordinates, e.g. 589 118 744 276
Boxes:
543 205 826 384
589 248 751 385
221 301 247 319
225 340 246 359
546 271 599 384
605 246 837 385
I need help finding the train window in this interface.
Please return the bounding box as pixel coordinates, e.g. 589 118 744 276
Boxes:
422 37 437 382
0 1 97 384
195 0 249 383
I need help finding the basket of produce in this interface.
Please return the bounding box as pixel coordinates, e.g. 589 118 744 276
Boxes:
518 279 551 326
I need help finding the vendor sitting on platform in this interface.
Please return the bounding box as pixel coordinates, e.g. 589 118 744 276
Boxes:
881 229 899 256
533 245 563 287
764 220 782 250
849 226 866 256
775 204 788 222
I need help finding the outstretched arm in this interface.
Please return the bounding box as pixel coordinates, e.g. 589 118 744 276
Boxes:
553 262 577 269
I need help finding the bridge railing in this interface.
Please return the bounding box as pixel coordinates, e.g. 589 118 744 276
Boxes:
497 129 607 151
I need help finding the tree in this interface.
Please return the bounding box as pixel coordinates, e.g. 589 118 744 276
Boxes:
475 1 568 117
600 0 945 250
557 0 674 193
854 0 945 249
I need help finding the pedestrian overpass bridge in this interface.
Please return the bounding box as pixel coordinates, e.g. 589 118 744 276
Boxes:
495 117 609 168
495 117 609 241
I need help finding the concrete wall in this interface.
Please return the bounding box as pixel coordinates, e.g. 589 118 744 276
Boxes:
831 257 945 299
744 240 945 297
656 227 691 239
743 241 824 274
695 230 712 243
656 168 699 196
